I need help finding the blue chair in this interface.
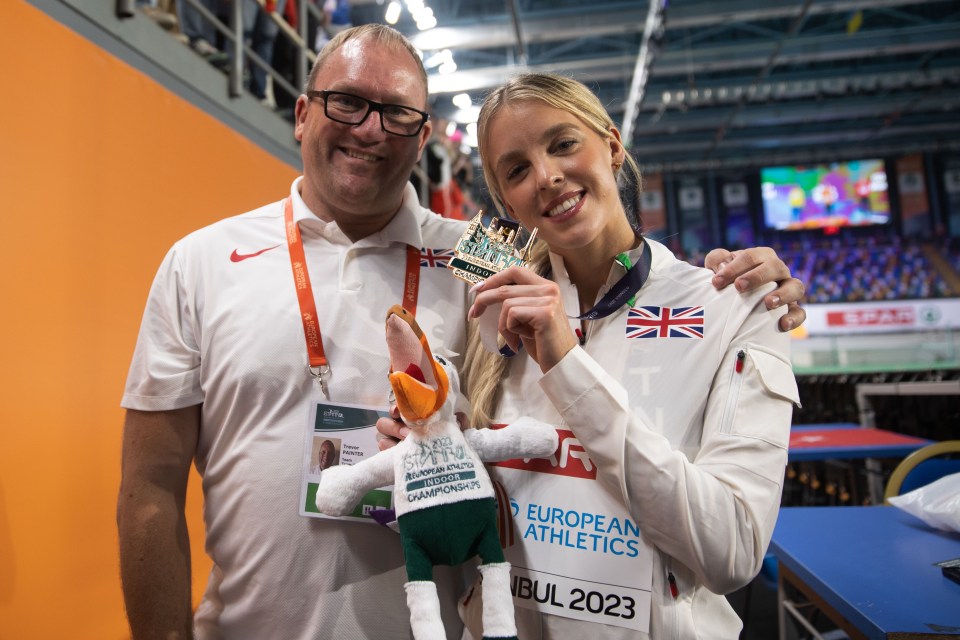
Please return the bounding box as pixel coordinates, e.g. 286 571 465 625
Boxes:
883 440 960 502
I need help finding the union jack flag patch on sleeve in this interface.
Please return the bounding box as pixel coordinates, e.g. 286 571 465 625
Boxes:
419 248 454 268
626 306 704 339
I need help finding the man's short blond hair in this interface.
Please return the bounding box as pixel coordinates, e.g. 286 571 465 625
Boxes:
305 24 429 108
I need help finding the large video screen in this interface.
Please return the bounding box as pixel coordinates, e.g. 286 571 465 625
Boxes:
761 159 890 231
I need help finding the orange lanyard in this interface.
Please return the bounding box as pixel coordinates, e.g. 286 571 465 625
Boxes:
284 197 420 393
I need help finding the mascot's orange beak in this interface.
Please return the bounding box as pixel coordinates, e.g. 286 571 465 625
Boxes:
385 305 449 423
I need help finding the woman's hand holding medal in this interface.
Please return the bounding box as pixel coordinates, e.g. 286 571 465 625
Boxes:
468 266 579 373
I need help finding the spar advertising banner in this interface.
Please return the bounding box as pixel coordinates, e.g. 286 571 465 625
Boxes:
802 298 960 335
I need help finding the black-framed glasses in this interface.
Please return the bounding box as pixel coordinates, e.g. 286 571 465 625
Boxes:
306 90 430 137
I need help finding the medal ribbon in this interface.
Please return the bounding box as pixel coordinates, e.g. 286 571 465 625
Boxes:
570 239 652 320
496 239 651 357
284 197 420 378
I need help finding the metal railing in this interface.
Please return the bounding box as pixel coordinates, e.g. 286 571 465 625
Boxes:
117 0 322 105
114 0 433 206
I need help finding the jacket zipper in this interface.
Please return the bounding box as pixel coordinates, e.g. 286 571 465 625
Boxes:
719 347 747 434
666 556 679 640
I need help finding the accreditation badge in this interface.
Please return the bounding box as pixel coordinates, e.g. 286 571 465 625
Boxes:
488 426 654 632
298 401 394 522
447 212 538 285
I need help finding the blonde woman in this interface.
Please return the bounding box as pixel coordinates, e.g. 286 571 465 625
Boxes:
456 72 800 639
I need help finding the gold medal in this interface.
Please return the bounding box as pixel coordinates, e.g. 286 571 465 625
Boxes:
447 212 539 284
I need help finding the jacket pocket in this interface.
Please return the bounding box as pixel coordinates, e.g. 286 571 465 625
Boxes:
752 346 801 407
718 344 799 448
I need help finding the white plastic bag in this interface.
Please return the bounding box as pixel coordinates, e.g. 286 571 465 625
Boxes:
888 472 960 534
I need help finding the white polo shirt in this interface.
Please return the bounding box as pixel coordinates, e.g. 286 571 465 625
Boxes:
123 178 470 639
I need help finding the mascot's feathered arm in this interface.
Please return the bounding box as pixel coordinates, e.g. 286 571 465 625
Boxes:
315 448 396 517
465 417 557 463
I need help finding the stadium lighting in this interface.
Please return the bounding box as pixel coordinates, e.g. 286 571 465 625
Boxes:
385 1 401 24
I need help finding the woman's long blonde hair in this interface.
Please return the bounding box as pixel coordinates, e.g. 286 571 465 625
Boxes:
461 72 641 428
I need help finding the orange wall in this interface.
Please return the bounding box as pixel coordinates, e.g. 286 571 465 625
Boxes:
0 2 299 637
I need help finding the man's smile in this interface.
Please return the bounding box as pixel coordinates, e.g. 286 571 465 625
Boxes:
342 147 381 162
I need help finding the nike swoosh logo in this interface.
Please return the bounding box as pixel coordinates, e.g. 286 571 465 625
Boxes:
230 245 281 262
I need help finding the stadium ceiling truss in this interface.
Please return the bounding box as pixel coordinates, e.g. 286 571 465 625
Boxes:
352 0 960 173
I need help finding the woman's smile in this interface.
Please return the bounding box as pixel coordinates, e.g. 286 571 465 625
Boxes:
543 191 585 220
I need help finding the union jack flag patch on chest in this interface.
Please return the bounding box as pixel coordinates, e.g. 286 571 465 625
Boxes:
626 306 705 339
419 248 454 268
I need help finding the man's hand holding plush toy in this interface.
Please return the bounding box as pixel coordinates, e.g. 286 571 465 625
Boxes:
314 305 557 640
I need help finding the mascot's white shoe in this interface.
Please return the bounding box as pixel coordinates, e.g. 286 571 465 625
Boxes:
479 562 518 640
405 581 446 640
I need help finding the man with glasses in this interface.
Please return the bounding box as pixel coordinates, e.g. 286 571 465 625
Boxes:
120 23 471 640
307 90 430 136
118 23 806 640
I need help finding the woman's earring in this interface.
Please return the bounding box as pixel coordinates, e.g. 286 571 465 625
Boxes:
613 162 623 171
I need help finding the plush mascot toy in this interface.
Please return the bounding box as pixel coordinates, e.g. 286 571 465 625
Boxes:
315 305 558 640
